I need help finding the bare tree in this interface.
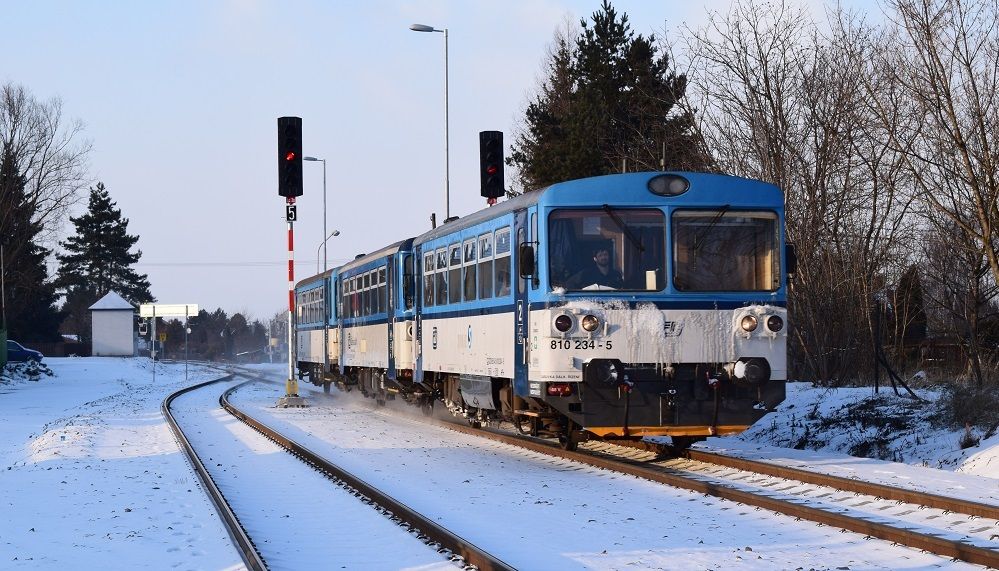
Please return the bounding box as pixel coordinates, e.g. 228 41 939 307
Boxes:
0 83 91 247
685 0 919 383
885 0 999 300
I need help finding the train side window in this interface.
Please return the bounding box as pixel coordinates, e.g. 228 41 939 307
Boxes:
356 277 361 318
435 249 448 306
495 227 511 297
448 244 462 304
378 267 387 314
343 280 350 319
463 239 477 302
423 252 435 307
478 233 493 299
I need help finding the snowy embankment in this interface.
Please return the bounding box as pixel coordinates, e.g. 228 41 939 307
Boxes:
0 358 241 570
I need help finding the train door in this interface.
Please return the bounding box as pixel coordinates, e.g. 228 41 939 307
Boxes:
413 244 424 383
386 257 396 380
513 209 530 397
336 276 346 375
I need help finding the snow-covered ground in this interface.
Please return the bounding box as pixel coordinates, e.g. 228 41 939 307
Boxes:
0 358 241 570
1 359 996 570
708 381 999 493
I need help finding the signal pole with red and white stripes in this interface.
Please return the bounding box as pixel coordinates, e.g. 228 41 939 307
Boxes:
277 116 306 407
286 196 298 399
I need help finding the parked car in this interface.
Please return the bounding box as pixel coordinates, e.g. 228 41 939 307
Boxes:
6 340 43 363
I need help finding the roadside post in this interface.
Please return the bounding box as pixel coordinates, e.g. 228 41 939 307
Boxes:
140 303 199 383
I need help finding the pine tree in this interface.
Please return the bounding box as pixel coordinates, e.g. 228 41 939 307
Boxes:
0 150 64 342
509 1 710 191
56 182 153 340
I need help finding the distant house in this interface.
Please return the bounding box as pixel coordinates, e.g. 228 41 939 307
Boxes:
90 292 136 357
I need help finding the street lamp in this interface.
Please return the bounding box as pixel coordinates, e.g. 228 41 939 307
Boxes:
316 229 341 275
409 23 449 220
304 156 328 273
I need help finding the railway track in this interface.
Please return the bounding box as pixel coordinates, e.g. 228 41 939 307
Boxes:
162 375 267 571
326 385 999 568
458 426 999 568
223 368 999 568
165 373 513 571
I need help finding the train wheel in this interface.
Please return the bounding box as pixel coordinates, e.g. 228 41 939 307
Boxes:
420 399 433 417
670 436 696 452
559 420 579 451
515 415 537 436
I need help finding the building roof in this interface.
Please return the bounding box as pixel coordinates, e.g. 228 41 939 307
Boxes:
89 291 135 311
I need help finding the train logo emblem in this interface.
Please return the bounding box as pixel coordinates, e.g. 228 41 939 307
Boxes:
432 326 438 350
663 321 684 337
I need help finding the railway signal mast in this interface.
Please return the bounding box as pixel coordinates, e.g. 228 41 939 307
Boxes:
277 116 307 407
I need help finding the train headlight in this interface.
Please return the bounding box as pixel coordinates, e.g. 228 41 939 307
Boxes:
581 314 600 332
553 314 574 333
740 315 758 333
766 315 784 333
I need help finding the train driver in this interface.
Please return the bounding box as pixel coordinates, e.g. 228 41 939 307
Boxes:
568 246 624 289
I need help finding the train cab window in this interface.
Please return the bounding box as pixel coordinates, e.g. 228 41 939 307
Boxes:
673 210 780 292
549 208 666 292
423 252 435 307
478 233 494 300
495 227 512 297
463 239 477 301
448 244 462 304
435 249 448 306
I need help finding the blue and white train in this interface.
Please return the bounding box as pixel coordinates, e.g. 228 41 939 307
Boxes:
294 172 793 449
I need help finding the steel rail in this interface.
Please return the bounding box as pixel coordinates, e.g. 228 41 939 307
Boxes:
161 375 267 571
428 419 999 568
225 370 999 568
598 439 999 520
220 378 515 571
685 448 999 520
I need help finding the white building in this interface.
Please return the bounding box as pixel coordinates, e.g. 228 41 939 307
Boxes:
90 291 136 357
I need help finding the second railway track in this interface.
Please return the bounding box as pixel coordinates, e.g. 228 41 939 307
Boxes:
165 374 512 570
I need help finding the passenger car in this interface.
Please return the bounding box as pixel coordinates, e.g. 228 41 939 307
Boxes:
6 340 44 363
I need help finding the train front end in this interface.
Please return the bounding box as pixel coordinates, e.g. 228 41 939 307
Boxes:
528 172 790 444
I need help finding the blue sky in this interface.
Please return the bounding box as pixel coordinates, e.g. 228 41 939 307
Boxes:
3 0 831 320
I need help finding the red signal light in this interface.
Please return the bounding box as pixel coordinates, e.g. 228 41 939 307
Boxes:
285 151 296 161
486 165 498 175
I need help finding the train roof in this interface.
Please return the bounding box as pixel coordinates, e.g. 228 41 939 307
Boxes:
412 188 542 246
337 238 413 275
294 172 781 290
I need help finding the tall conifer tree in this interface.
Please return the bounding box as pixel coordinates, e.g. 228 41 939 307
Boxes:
56 182 153 340
510 1 710 190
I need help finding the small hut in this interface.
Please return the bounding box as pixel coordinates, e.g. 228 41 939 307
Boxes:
90 291 136 356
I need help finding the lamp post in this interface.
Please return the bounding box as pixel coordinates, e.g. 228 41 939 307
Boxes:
303 156 328 272
409 23 449 220
316 230 341 275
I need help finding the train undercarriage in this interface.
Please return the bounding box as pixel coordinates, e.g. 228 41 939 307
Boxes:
298 360 784 452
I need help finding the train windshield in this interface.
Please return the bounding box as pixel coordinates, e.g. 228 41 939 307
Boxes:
672 210 780 292
549 208 666 291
